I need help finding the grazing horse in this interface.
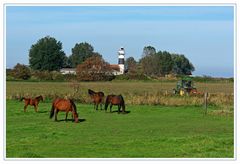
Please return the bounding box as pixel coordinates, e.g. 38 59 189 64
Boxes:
20 95 43 112
88 89 105 110
50 98 79 123
105 94 126 113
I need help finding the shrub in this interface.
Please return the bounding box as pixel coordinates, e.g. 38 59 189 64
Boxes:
31 70 68 81
31 70 53 81
11 63 31 80
114 73 150 81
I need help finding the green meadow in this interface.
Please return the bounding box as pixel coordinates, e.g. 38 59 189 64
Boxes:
6 100 233 158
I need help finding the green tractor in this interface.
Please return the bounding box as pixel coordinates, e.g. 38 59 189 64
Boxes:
173 78 197 96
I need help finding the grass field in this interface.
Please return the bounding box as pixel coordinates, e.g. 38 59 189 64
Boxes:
6 81 234 158
6 81 233 107
6 81 233 97
6 100 233 158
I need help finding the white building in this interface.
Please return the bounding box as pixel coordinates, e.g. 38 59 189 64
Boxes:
60 68 76 74
118 47 125 74
109 47 126 75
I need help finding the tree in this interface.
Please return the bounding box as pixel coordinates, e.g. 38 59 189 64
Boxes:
29 36 66 71
68 42 95 68
158 51 173 75
171 54 195 75
76 55 114 81
140 54 156 76
11 63 31 80
142 46 156 58
140 45 195 77
125 57 137 74
140 51 173 77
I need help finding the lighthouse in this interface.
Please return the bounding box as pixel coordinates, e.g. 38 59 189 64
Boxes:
118 47 125 74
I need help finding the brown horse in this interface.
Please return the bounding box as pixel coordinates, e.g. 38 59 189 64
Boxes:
20 95 43 112
50 98 79 123
88 89 105 110
105 94 126 113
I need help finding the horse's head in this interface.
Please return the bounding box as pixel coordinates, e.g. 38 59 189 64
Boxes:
88 89 95 96
40 95 44 101
73 112 79 123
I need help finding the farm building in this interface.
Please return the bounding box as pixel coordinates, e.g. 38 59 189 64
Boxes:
60 47 126 76
60 68 76 74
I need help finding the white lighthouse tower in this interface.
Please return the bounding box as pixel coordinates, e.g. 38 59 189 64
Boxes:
118 47 125 74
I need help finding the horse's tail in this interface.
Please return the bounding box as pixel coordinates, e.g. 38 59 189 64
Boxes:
88 89 95 96
104 96 110 111
119 95 126 112
49 102 55 119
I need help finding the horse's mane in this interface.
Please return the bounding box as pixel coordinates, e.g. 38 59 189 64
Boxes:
106 94 115 100
98 92 105 97
88 89 96 96
35 95 43 101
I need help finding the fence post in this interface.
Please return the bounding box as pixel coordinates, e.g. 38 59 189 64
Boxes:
204 92 208 115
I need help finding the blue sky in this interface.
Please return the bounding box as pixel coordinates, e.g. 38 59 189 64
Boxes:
6 6 234 77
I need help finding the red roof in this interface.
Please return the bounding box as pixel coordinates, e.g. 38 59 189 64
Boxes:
110 64 120 71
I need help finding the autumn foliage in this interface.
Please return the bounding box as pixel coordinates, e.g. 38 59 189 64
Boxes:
76 55 114 81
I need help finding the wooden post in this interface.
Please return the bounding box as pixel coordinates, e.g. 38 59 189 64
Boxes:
204 92 208 115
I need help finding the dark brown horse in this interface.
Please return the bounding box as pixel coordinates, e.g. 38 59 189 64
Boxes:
105 94 126 113
20 95 43 112
88 89 105 110
50 98 79 123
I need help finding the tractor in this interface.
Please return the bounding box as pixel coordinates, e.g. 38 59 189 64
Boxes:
173 78 197 96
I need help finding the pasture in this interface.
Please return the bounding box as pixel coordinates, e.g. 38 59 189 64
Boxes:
6 81 233 107
6 81 234 158
6 100 233 158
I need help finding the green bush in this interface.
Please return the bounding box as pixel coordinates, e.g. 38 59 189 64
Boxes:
31 71 53 81
31 70 66 81
114 73 150 81
11 63 31 80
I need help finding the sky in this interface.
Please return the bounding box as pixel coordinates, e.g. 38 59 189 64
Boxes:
6 6 234 77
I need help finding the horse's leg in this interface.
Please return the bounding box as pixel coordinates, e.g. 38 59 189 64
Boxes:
34 105 38 112
105 102 108 112
110 104 113 113
54 109 58 121
65 111 69 122
35 102 39 112
118 105 121 114
100 102 103 110
96 104 99 110
94 103 96 110
23 104 28 112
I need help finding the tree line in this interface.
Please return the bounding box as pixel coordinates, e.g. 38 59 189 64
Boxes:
29 36 99 71
8 36 195 81
139 46 195 77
